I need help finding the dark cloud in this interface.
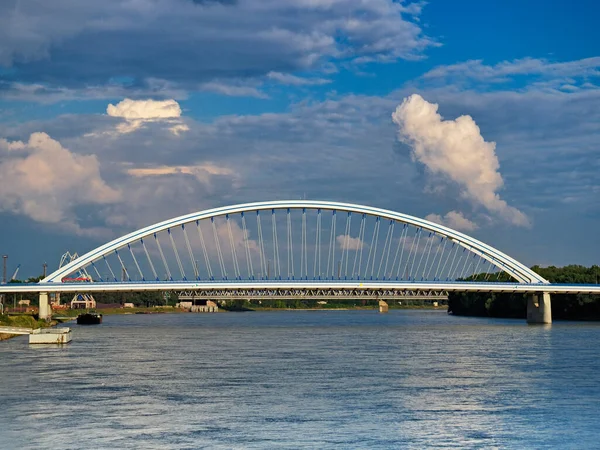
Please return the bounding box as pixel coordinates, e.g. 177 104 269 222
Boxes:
0 0 431 95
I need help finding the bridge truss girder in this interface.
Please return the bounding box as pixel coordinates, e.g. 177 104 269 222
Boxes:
176 288 450 301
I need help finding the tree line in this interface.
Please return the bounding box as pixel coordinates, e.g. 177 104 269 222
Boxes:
448 265 600 320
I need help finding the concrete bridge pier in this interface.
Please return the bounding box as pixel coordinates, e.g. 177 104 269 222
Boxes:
39 292 52 320
527 292 552 324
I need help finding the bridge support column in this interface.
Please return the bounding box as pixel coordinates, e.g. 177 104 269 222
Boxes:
527 292 551 324
39 292 51 320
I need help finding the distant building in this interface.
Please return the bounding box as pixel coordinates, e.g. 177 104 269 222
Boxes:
176 298 218 312
50 293 61 307
70 293 96 309
190 300 218 313
123 303 135 308
176 301 193 309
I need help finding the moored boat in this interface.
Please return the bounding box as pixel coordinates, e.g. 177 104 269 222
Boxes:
77 312 103 325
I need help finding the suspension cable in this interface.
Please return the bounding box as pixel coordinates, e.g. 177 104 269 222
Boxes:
272 209 281 279
256 211 267 279
168 228 186 280
440 242 456 281
483 257 495 281
314 209 321 279
241 212 254 280
432 236 448 281
301 208 307 279
127 243 144 281
226 214 241 280
341 212 351 279
325 210 336 279
414 231 432 280
353 214 366 279
402 227 419 280
103 255 117 282
429 237 446 281
211 217 227 279
378 220 394 280
154 232 172 281
366 216 380 279
196 220 213 280
452 248 467 280
472 255 484 280
91 260 103 282
459 249 473 280
390 224 407 279
419 232 435 280
496 267 504 280
114 249 130 281
181 224 199 280
447 246 464 281
141 238 159 281
286 208 294 279
396 226 413 280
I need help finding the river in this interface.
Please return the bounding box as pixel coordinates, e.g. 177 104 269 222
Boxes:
1 310 600 449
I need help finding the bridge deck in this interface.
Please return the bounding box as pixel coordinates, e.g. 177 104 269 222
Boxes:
1 281 599 294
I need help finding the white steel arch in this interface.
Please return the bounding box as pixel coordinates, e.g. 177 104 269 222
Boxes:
43 200 548 284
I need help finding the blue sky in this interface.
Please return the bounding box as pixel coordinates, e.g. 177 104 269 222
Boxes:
0 0 598 278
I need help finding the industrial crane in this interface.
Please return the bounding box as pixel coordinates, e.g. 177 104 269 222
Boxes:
10 264 20 282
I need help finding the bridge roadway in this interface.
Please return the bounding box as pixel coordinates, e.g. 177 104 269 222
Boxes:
1 280 600 295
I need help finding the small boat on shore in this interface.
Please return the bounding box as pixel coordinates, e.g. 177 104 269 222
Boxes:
77 312 103 325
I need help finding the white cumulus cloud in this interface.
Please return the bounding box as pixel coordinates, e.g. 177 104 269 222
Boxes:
425 211 478 232
392 94 530 227
127 163 234 186
336 234 365 250
106 98 189 135
0 132 120 226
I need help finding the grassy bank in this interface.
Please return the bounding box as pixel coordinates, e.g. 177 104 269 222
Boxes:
0 314 58 341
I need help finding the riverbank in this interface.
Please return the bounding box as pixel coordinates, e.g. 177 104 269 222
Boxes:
57 304 448 316
219 304 447 312
0 314 58 341
53 306 187 317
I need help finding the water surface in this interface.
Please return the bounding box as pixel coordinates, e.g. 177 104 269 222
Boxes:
1 310 599 449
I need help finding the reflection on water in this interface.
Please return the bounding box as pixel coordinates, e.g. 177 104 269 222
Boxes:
2 311 600 449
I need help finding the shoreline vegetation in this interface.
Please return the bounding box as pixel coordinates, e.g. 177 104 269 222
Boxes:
449 264 600 320
0 315 58 341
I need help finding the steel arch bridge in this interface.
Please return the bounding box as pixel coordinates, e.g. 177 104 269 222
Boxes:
44 200 547 285
7 200 600 323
